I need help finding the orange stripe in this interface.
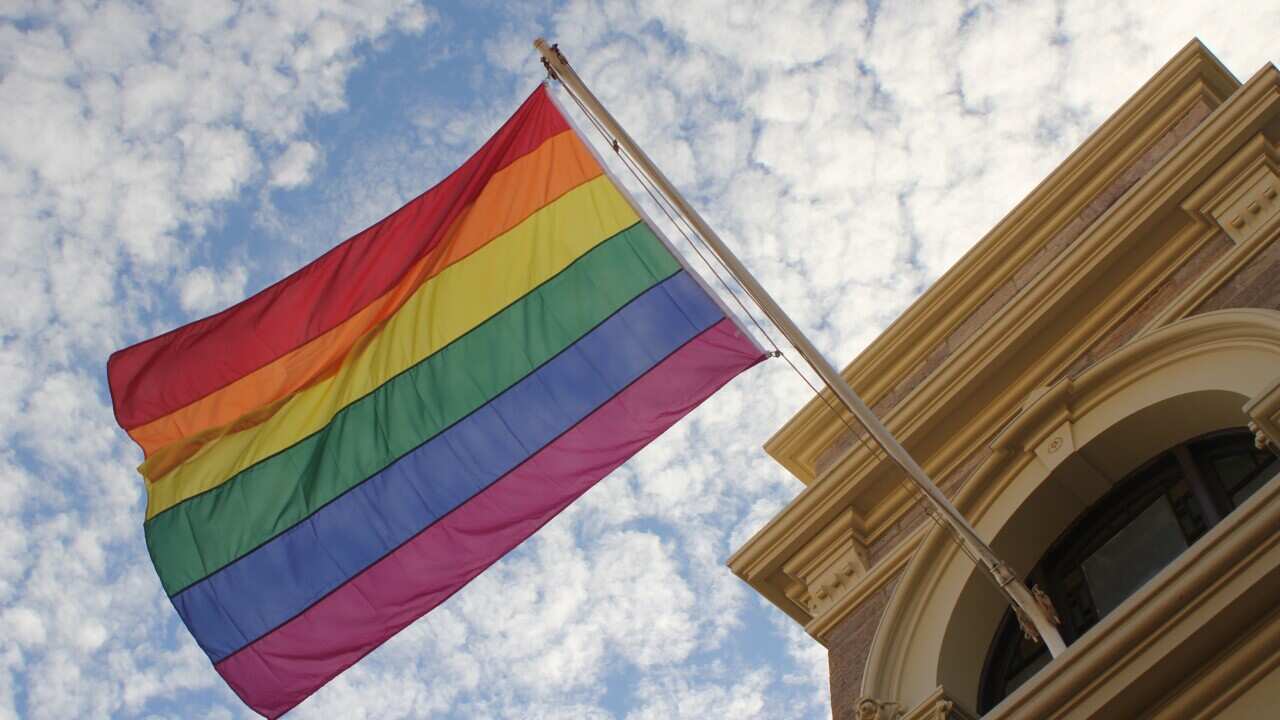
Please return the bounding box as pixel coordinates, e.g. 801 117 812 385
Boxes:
129 129 602 462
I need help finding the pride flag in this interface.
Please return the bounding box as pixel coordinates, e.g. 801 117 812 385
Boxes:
107 85 764 718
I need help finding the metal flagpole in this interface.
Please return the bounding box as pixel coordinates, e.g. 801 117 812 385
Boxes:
534 38 1067 656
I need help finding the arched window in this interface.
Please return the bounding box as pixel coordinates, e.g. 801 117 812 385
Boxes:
977 428 1278 713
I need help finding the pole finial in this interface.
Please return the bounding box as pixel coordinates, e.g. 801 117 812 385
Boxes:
534 38 567 83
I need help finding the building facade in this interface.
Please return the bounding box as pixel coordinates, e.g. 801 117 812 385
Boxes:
729 40 1280 720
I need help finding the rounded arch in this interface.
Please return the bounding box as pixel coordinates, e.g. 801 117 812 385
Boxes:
861 309 1280 713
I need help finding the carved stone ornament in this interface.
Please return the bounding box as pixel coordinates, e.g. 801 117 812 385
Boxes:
780 508 870 617
931 699 977 720
855 697 904 720
1181 133 1280 245
1248 420 1278 453
1031 584 1062 625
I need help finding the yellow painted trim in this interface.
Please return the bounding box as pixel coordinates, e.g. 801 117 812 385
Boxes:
765 39 1241 485
865 309 1280 711
731 45 1280 645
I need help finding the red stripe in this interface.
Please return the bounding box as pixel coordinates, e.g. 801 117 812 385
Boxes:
108 86 568 430
210 319 763 718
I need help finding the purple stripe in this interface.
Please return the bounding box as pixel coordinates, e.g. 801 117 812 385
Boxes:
175 271 722 662
212 319 763 718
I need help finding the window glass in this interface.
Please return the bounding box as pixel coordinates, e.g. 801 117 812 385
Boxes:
978 428 1277 714
1211 453 1258 489
1195 435 1278 508
1231 462 1275 505
1167 477 1208 541
1080 496 1187 614
1057 566 1097 634
1005 649 1051 696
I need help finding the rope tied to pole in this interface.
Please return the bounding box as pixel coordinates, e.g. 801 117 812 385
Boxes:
533 37 1066 654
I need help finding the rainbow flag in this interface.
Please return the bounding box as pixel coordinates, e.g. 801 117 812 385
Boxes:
107 85 764 718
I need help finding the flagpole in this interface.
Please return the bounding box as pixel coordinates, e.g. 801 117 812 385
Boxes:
534 38 1067 655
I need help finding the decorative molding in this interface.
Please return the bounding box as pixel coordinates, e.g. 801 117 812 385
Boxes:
1146 603 1280 720
807 525 923 641
1182 133 1280 245
1249 420 1278 452
854 697 904 720
981 462 1280 719
1033 418 1077 474
997 309 1280 458
1243 374 1280 450
731 44 1280 652
902 687 978 720
762 39 1239 486
863 309 1280 713
1140 132 1280 332
781 509 870 617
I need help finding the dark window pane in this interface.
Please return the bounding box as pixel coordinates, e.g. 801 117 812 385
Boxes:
1192 433 1278 510
1212 453 1260 491
1080 496 1187 614
1167 477 1208 542
1004 646 1051 697
1231 458 1278 506
1059 567 1097 634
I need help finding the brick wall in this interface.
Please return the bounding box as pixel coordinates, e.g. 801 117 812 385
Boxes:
827 575 900 720
1196 234 1280 313
1059 232 1234 380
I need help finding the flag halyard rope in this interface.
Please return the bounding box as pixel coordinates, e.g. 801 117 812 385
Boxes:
547 63 982 573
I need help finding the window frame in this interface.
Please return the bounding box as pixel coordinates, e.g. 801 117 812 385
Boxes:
977 428 1278 713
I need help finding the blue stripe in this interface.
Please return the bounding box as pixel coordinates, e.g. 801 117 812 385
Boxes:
174 271 724 662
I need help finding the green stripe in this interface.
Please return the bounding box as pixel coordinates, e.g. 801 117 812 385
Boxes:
146 223 679 595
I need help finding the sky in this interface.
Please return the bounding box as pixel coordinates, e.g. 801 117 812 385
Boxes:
1 2 1278 719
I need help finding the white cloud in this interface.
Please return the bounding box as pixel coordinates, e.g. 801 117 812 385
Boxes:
179 265 249 315
0 1 432 718
2 607 47 648
459 526 699 691
271 141 321 188
3 1 1278 719
625 669 771 720
777 611 830 715
178 124 258 204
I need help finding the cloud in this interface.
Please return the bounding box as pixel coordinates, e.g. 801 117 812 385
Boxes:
2 607 46 648
270 141 322 189
2 1 1278 719
179 265 249 315
625 669 772 720
0 1 433 718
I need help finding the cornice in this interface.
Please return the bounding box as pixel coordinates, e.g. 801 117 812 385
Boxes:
733 45 1280 634
765 39 1241 485
806 524 922 641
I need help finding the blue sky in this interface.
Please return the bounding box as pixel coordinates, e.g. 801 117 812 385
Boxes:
1 2 1278 718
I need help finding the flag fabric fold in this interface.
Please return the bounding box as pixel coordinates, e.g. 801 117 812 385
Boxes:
107 84 764 718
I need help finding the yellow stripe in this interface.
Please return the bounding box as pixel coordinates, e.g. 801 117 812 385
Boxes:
128 130 602 461
144 175 638 519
